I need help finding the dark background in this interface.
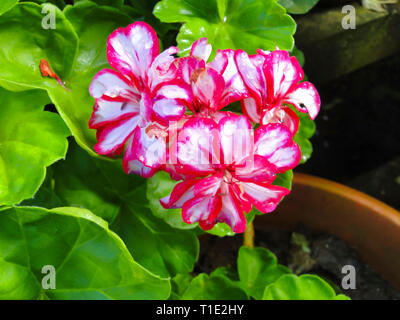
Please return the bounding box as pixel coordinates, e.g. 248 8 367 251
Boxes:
294 1 400 210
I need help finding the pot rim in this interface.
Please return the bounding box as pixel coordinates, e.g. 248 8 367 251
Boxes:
293 172 400 227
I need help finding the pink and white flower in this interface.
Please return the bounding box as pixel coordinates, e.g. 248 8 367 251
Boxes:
89 22 191 177
176 38 248 118
88 22 319 233
160 113 301 233
235 49 321 135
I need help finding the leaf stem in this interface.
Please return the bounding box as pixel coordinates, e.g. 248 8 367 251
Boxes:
243 220 254 248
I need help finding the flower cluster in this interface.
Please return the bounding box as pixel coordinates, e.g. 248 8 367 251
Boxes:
89 22 320 233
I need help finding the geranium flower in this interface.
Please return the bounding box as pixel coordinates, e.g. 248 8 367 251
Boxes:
160 113 301 233
176 38 248 118
235 49 321 134
89 22 191 177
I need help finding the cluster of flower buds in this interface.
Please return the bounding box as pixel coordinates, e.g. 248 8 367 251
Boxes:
89 22 320 233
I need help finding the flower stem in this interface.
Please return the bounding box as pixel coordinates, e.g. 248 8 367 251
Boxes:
243 220 254 248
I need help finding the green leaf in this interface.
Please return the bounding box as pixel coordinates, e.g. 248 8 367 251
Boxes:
20 0 67 8
81 0 124 7
0 206 170 300
0 3 78 88
210 266 239 282
20 169 63 209
181 274 248 300
273 170 293 190
0 2 133 156
291 46 305 67
169 273 193 300
153 0 296 58
52 142 199 278
238 246 290 299
263 274 350 300
292 107 316 163
0 89 69 206
278 0 319 14
0 0 17 16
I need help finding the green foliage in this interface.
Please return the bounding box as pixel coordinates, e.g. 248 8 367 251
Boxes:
263 274 350 300
0 0 324 300
0 89 69 206
0 2 132 156
0 206 170 299
172 246 349 300
0 0 18 16
180 274 248 300
238 247 291 299
153 0 296 58
278 0 319 14
51 143 199 278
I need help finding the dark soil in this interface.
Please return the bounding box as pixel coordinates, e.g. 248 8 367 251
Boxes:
195 224 400 300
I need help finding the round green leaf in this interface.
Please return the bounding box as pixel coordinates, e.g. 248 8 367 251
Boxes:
0 2 134 156
181 274 248 300
0 3 78 88
263 274 350 300
0 206 170 300
153 0 296 57
238 246 291 299
0 89 69 206
52 143 199 278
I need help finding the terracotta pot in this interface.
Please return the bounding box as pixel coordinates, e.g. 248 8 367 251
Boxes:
257 173 400 290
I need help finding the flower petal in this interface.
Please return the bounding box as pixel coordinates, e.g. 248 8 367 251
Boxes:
160 179 198 209
132 125 167 168
89 69 141 128
107 22 159 83
283 82 321 120
89 69 140 100
152 98 186 126
176 117 220 175
191 67 225 111
193 174 223 197
218 113 253 166
148 46 180 91
94 115 140 155
190 38 212 62
264 50 303 102
212 49 248 108
235 49 267 106
182 195 222 227
176 56 206 86
89 99 140 129
260 106 299 136
234 155 276 183
255 123 301 172
217 184 247 233
241 97 261 123
241 182 289 213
